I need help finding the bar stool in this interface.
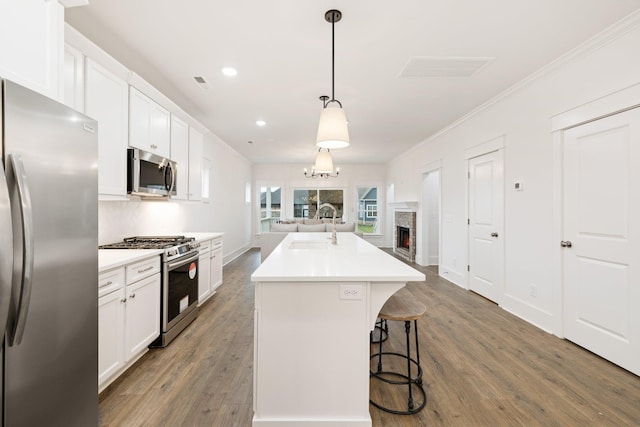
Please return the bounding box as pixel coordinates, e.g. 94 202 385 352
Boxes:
370 291 427 414
370 319 388 344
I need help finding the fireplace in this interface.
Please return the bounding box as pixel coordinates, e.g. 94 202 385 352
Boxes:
397 226 410 249
393 210 416 262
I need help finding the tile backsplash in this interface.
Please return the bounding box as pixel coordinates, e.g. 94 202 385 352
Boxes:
99 200 186 245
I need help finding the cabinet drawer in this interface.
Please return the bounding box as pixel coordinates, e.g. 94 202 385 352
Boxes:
99 267 125 297
212 238 223 250
198 240 211 254
126 256 161 285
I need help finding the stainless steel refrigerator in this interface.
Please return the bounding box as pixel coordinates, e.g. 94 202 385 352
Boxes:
0 79 98 426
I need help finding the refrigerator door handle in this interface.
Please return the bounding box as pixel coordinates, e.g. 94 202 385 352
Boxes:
7 154 34 346
0 161 14 338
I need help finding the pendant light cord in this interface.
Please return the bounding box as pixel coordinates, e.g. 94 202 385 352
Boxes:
331 16 335 102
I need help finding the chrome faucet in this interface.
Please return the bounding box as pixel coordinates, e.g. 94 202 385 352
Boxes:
317 203 338 244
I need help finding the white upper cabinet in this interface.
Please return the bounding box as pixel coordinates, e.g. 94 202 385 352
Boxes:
171 116 206 202
170 115 189 200
129 87 170 158
63 44 84 111
188 127 203 201
85 58 129 197
0 0 63 100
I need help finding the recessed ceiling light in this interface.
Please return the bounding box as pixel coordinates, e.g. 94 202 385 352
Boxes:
256 120 266 127
221 67 238 77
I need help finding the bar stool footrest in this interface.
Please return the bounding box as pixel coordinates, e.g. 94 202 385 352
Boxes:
370 351 423 384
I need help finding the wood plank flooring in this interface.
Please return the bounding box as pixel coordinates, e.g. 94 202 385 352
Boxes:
99 248 640 426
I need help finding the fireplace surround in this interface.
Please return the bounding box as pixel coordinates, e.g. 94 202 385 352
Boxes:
393 210 416 262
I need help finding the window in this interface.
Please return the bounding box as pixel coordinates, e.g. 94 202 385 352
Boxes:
366 204 377 218
293 189 344 220
356 187 378 233
260 186 281 232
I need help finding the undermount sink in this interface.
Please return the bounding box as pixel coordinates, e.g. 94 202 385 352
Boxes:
288 240 330 250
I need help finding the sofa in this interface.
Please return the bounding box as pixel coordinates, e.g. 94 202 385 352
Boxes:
260 219 361 261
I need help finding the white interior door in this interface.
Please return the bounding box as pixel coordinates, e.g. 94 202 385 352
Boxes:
563 108 640 376
468 150 504 303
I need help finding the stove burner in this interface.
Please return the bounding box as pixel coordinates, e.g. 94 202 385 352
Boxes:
99 235 195 250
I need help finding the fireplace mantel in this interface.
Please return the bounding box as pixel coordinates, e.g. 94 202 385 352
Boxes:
388 201 419 210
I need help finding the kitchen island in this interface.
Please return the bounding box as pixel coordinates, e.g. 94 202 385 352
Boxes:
251 232 425 426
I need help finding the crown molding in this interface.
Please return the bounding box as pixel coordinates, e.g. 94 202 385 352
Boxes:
394 9 640 163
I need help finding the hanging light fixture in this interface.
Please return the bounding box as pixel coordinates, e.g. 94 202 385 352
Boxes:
304 148 340 179
316 9 349 149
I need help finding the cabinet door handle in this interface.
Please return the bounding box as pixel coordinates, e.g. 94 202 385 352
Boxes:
120 298 127 303
104 281 113 286
560 240 573 248
490 232 498 238
129 293 136 299
138 266 154 274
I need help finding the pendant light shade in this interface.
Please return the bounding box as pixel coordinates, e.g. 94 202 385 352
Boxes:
317 106 349 149
314 148 334 173
316 9 349 149
304 148 340 179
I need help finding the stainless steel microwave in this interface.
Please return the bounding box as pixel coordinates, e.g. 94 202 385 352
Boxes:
127 148 177 197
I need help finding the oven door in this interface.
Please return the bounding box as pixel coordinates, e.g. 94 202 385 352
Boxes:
163 251 199 332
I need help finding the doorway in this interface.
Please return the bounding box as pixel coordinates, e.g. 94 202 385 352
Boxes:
420 169 440 266
562 107 640 376
467 149 504 304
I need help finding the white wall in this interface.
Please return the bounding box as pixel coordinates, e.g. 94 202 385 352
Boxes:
387 14 640 334
99 132 253 263
252 163 387 246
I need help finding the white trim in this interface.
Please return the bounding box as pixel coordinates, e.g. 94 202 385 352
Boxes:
550 81 640 131
59 0 89 7
418 159 442 174
393 9 640 164
551 131 565 337
464 135 505 160
387 201 418 210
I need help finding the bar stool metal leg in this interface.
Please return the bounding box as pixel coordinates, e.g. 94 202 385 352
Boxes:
405 320 414 411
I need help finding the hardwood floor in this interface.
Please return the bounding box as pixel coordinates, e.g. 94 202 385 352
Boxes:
99 248 640 426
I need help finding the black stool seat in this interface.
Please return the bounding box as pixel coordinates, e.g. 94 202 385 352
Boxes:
370 291 427 415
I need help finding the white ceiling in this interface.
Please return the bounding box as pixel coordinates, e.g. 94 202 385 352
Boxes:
66 0 640 165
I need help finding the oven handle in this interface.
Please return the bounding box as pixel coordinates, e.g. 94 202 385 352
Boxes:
167 252 199 271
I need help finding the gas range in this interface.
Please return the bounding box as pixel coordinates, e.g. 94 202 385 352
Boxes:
99 235 200 262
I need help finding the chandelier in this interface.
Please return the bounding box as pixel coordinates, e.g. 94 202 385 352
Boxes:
316 9 349 149
304 148 340 179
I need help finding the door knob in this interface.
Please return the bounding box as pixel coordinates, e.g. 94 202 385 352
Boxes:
560 240 573 248
491 232 498 238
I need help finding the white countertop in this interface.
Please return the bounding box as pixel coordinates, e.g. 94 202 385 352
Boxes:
98 249 163 272
98 232 222 272
251 232 425 282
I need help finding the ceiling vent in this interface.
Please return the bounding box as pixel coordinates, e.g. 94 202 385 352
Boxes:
194 76 209 89
399 56 494 78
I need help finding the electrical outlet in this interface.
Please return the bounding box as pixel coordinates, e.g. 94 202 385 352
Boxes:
339 284 363 300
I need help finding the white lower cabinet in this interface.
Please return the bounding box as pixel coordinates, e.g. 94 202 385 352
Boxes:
98 255 161 392
98 287 125 387
197 237 223 305
125 274 161 359
198 241 211 304
211 240 223 292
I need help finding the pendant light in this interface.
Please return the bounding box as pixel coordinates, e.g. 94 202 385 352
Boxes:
304 148 340 179
316 9 349 149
